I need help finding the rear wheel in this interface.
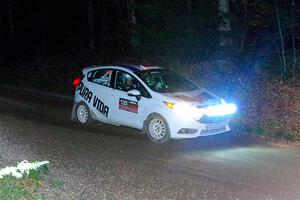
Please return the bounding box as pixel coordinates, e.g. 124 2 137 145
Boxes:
145 114 170 143
76 103 91 124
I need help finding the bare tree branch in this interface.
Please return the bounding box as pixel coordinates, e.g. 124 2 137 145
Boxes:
274 0 287 78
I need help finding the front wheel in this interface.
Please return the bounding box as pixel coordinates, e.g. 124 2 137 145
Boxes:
76 103 91 124
144 114 170 143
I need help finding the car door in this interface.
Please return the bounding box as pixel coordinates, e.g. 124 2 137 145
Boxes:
109 70 152 129
85 68 115 124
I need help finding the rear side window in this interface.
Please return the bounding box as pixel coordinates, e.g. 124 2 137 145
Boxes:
87 69 113 87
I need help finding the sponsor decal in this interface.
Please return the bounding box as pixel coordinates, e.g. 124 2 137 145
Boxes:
77 82 93 103
77 82 109 117
119 98 138 113
93 96 109 117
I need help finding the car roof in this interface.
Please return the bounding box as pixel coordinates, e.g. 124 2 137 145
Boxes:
82 64 162 74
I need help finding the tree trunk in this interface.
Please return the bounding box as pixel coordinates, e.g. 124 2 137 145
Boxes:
0 3 3 64
80 0 87 51
187 0 191 25
0 2 2 40
275 0 287 77
269 36 283 69
127 0 136 24
218 0 231 47
292 31 296 78
41 0 47 56
291 0 296 79
218 0 231 32
88 0 95 53
8 0 14 42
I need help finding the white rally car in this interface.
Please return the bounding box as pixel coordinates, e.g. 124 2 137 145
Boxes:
71 65 237 143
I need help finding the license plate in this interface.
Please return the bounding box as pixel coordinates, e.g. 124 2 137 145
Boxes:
206 122 226 130
201 123 227 135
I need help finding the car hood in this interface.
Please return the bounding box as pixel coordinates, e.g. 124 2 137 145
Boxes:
161 89 222 107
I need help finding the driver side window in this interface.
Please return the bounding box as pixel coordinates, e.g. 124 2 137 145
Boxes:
115 71 151 98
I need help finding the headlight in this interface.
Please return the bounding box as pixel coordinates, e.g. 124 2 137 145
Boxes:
164 102 204 120
163 101 237 120
204 103 237 117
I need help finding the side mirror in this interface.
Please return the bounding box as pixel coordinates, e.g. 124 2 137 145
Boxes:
127 89 141 101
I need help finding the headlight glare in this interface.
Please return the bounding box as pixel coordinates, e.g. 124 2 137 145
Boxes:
204 103 237 117
173 103 204 120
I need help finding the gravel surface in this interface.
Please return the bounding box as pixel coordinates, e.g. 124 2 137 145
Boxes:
0 92 300 200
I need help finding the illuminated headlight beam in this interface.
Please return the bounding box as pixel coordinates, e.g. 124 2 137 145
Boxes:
204 103 237 117
173 103 203 120
165 101 237 120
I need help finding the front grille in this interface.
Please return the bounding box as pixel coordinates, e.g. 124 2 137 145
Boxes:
198 115 229 124
200 122 227 135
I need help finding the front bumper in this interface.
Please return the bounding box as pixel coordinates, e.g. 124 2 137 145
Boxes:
168 115 231 139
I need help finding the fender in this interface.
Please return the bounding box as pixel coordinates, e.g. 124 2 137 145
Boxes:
141 104 174 131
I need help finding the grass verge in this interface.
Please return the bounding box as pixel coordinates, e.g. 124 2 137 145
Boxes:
0 164 49 200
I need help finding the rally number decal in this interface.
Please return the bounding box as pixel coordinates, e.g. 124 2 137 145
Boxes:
119 98 138 113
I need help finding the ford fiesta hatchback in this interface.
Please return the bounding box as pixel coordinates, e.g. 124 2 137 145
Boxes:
71 64 237 143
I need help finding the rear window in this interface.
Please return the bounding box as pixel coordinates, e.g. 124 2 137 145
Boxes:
87 69 113 87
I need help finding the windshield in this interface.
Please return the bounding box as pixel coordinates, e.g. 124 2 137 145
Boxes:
136 70 198 93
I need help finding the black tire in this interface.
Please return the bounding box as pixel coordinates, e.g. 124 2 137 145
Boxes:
144 113 170 144
76 102 91 125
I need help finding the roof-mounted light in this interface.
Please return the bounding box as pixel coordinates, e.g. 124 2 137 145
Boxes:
140 64 159 69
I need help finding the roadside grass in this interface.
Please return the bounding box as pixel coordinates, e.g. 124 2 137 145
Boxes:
248 124 300 145
256 128 300 143
262 120 300 142
231 117 300 145
0 164 49 200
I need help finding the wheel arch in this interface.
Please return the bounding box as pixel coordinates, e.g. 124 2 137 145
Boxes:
73 101 97 121
143 111 169 133
143 112 171 143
